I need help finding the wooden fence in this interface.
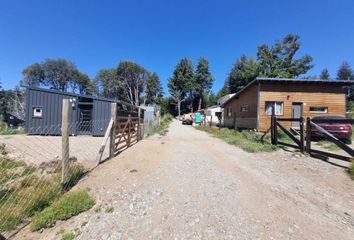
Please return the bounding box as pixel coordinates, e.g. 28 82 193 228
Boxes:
95 102 143 167
271 116 354 162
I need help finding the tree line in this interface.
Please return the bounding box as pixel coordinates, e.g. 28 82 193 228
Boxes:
21 59 163 107
1 33 354 123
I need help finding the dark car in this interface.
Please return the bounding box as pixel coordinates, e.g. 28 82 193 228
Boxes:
182 118 193 125
311 116 352 144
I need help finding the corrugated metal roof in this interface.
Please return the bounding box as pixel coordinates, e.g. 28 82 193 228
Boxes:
25 86 142 110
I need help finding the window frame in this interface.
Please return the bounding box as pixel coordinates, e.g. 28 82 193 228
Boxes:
240 105 249 112
33 107 43 118
309 106 328 113
264 101 284 116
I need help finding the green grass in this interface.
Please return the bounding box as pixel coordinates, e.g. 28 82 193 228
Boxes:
0 149 86 232
155 114 173 136
61 232 75 240
196 126 278 153
348 161 354 180
0 121 25 135
316 140 340 151
31 190 95 231
105 206 114 213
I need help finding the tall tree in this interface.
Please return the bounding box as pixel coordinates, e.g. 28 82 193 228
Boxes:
195 57 214 110
94 68 125 99
336 61 353 80
21 59 91 93
21 63 44 87
319 68 330 80
116 61 149 106
228 55 260 93
225 34 313 94
257 34 313 78
168 58 194 116
145 72 163 105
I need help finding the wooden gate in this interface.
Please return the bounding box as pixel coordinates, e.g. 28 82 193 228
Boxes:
96 102 143 166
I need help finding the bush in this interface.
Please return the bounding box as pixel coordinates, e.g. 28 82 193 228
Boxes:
196 126 277 153
31 190 95 231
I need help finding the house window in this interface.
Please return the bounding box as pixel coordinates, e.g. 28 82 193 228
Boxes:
265 101 283 115
240 105 249 112
226 107 232 117
33 107 43 118
310 106 328 113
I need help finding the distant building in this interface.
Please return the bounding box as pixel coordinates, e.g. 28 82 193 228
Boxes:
221 77 354 131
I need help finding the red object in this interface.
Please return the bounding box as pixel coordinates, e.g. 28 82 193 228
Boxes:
311 116 352 144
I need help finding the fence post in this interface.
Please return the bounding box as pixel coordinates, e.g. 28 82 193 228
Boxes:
109 103 117 159
61 99 70 186
138 108 141 141
210 115 213 127
128 114 131 147
299 117 305 152
271 115 275 144
306 117 311 154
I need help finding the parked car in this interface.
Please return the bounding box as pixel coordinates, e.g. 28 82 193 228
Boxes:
182 114 193 125
311 116 352 144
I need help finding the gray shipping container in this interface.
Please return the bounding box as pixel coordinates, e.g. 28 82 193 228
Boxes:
26 87 141 136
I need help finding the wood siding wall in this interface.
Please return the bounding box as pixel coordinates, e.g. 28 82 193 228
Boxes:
223 84 258 129
259 82 347 131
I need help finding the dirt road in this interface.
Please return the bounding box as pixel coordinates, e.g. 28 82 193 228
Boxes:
16 120 354 240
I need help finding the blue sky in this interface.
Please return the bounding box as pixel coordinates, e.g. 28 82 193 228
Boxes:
0 0 354 94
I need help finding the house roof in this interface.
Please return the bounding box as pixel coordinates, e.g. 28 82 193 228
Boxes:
8 112 25 121
217 93 236 106
221 77 354 107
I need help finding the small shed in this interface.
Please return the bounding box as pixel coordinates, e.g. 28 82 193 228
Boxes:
7 112 25 127
25 87 142 136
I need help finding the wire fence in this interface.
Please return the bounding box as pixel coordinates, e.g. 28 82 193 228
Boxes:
0 119 114 237
0 104 161 238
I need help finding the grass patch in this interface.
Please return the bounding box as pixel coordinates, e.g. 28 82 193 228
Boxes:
154 114 173 136
61 232 75 240
31 190 95 231
105 206 114 213
316 140 340 151
0 121 25 135
0 148 87 232
348 161 354 180
196 126 278 153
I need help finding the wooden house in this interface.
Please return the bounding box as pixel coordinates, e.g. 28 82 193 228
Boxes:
221 77 354 131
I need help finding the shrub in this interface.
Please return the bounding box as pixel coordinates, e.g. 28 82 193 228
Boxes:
31 190 95 231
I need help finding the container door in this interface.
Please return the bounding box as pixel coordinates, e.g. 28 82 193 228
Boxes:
77 104 93 135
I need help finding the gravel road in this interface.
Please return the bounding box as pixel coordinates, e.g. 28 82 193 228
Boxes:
15 120 354 240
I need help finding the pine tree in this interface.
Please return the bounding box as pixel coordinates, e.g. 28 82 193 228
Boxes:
336 61 353 80
319 68 330 80
146 72 163 105
168 58 194 116
195 57 214 110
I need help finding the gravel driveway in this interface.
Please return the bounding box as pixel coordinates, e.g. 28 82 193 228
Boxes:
14 120 354 240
